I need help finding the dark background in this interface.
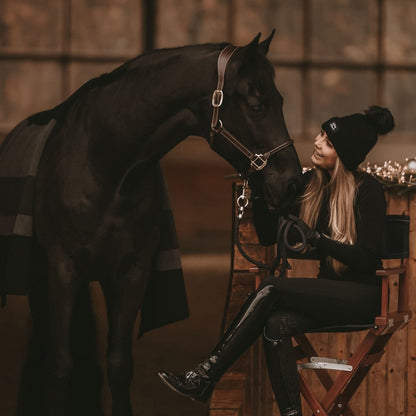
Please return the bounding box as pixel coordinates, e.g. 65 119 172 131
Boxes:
1 1 416 415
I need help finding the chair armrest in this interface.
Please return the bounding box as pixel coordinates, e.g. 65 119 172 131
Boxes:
374 311 411 333
376 265 407 277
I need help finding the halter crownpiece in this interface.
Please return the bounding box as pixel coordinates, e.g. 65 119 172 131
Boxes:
210 45 294 172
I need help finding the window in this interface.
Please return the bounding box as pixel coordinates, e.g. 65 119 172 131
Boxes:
1 0 415 164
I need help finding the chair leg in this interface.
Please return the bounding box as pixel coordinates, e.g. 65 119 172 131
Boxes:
294 334 333 391
298 372 329 416
321 332 392 413
295 331 393 416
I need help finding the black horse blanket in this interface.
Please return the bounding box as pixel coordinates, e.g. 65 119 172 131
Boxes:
0 117 189 335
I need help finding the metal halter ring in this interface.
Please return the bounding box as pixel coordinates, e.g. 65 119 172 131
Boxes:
250 154 269 171
236 180 249 219
237 194 249 209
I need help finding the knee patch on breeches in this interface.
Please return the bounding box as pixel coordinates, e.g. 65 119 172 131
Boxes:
264 311 292 342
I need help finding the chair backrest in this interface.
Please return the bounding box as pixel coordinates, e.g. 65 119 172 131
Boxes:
381 214 410 259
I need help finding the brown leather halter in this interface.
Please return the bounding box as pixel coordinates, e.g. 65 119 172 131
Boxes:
210 45 294 172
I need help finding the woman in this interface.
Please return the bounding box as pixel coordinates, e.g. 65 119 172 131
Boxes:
158 105 394 416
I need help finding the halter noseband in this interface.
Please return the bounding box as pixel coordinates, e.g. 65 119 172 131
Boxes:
210 45 294 172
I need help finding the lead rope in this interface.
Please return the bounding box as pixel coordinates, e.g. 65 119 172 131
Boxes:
235 181 306 277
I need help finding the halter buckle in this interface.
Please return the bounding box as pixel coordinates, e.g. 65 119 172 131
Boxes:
212 89 224 107
250 154 269 170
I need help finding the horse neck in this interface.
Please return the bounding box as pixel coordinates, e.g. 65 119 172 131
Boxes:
73 45 223 188
94 46 222 157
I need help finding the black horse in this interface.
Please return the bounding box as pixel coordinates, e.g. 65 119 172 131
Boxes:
1 33 302 415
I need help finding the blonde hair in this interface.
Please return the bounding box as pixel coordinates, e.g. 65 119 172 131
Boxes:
299 158 358 274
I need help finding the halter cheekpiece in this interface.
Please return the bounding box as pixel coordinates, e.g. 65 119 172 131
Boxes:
210 45 294 173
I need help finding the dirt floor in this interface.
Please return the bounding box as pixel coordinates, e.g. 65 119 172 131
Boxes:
0 253 231 416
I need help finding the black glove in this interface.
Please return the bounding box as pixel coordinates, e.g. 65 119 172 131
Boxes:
288 214 321 246
248 172 264 200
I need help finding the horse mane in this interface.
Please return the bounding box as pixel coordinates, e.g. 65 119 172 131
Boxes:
28 42 228 126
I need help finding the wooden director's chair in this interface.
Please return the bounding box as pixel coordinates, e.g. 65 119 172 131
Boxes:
250 213 411 416
208 185 411 416
284 213 411 416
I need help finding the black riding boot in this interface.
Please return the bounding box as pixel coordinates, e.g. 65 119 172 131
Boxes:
158 284 279 403
263 335 303 416
262 311 307 416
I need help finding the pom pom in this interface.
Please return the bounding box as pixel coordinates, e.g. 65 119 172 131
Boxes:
364 105 395 135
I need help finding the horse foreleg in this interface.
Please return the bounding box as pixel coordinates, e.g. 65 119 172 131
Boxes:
45 247 81 416
101 257 151 416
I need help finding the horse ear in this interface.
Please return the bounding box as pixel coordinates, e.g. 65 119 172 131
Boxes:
258 29 275 55
246 32 262 49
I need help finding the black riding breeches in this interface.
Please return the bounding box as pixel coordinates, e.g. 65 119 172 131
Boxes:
258 275 381 336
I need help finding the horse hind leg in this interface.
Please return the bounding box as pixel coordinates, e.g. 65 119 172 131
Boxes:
45 246 83 416
100 254 151 416
69 280 104 416
17 246 49 416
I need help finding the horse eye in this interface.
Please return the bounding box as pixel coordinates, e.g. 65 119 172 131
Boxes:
250 104 265 113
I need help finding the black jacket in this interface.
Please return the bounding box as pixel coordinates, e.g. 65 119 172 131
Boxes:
252 170 386 284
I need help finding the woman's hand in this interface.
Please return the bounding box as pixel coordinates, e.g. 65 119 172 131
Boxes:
288 215 321 246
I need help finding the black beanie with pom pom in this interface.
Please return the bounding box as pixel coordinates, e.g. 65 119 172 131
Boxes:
322 105 395 171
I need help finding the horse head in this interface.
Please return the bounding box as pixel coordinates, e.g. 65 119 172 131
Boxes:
197 32 303 211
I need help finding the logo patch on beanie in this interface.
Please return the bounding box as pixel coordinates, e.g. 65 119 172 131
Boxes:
329 121 338 132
